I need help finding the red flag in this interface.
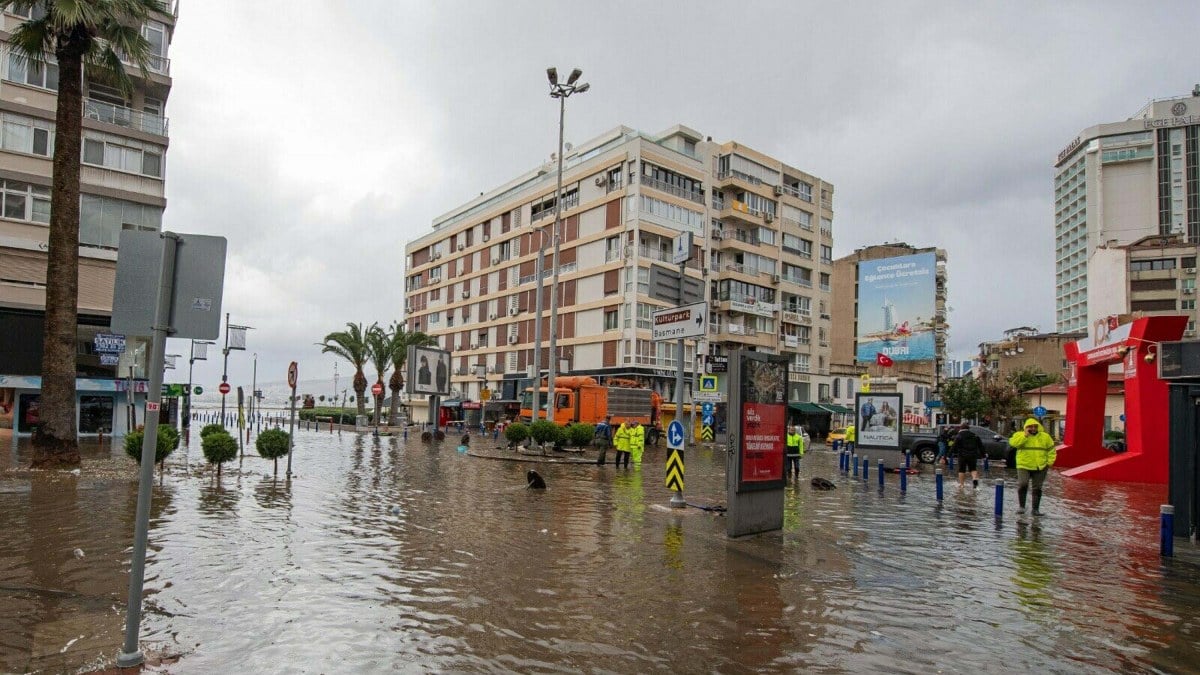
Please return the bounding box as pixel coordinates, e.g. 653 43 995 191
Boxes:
876 352 894 367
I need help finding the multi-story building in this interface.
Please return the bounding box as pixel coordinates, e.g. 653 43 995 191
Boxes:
0 3 176 434
1088 234 1198 338
402 124 835 412
1055 85 1200 332
975 327 1084 383
829 243 947 427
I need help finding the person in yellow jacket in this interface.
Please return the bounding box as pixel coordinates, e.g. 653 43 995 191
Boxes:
629 420 646 465
613 420 632 469
1008 417 1056 514
785 426 805 482
844 423 857 452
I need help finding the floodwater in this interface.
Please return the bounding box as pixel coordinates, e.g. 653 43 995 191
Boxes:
2 427 1200 674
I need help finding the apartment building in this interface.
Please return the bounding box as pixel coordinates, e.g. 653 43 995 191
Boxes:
1055 85 1200 332
0 3 176 434
976 327 1084 383
403 124 835 407
1088 234 1198 338
829 243 948 426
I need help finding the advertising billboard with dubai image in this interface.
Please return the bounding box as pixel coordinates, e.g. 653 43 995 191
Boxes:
855 252 937 362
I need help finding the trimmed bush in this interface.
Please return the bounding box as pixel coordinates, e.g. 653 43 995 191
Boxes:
124 425 180 465
202 430 238 476
529 420 564 445
1104 429 1125 441
200 423 226 439
504 423 529 445
566 423 595 447
255 428 291 475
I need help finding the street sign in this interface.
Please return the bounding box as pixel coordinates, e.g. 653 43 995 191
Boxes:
667 420 685 450
111 231 226 339
702 414 714 426
926 400 943 408
481 388 492 401
146 402 160 412
193 386 203 395
1034 405 1047 417
700 425 714 441
706 354 728 373
372 382 384 396
100 354 120 366
652 301 707 341
672 231 693 264
693 391 724 402
701 402 714 415
287 361 298 389
699 375 718 392
218 382 231 395
665 447 685 491
93 332 126 354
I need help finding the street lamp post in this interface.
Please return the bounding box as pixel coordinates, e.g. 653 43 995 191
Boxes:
186 340 213 437
219 314 253 422
544 66 589 424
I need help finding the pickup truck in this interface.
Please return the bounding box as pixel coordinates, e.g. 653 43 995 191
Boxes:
901 425 1010 464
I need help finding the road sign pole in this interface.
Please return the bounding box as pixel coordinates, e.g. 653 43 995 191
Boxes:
118 233 178 668
286 361 298 477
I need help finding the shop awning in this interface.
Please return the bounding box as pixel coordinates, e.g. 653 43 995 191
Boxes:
819 404 854 414
790 402 829 414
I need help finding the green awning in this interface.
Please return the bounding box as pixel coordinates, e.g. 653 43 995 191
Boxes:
820 404 854 414
790 402 829 414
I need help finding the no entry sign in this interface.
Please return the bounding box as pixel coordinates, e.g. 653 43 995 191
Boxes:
218 382 231 395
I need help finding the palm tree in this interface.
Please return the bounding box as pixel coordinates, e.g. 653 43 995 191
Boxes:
7 0 167 468
364 325 390 425
318 323 373 417
385 322 435 424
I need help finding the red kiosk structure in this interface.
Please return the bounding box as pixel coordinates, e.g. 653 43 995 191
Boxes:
1056 316 1188 483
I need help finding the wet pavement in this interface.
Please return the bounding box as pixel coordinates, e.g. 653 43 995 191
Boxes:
2 427 1200 673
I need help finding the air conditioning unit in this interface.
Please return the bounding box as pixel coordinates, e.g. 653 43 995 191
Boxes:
488 366 498 374
595 176 607 187
774 185 784 196
404 304 413 313
461 290 470 299
432 251 442 260
489 312 498 320
711 229 723 240
1187 267 1197 274
1185 288 1195 294
470 342 479 350
491 256 501 265
483 235 490 243
508 335 518 345
509 307 519 316
764 213 774 223
1185 330 1196 337
771 274 781 284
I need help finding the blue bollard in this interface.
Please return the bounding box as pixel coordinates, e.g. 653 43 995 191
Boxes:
838 451 844 472
994 479 1004 518
862 457 869 481
852 454 859 477
936 468 944 502
900 465 908 492
1161 505 1175 557
904 450 911 469
841 451 848 472
878 459 884 488
983 456 990 474
404 427 409 441
948 454 955 471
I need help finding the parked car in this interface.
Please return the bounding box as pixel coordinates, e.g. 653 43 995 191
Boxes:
826 428 847 444
902 425 1010 464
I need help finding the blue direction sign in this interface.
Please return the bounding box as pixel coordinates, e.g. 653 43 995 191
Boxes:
1033 405 1047 417
667 420 685 450
702 402 714 415
702 414 714 426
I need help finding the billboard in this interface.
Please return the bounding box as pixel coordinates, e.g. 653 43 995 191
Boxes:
735 354 788 492
855 252 937 362
854 392 902 451
406 345 452 396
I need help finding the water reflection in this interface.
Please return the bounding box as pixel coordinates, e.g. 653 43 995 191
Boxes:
2 433 1200 673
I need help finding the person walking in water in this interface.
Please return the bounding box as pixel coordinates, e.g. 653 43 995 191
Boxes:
1008 418 1056 514
629 419 646 466
953 422 983 489
613 419 632 469
785 425 804 483
594 415 613 466
844 423 856 453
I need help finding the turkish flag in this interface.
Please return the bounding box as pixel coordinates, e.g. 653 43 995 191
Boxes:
876 352 894 367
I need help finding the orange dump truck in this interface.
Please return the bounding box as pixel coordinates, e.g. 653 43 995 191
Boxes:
520 376 662 442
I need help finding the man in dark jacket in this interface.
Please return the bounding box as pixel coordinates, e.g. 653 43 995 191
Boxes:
954 422 984 489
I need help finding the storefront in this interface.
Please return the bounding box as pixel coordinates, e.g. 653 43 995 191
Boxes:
0 375 147 437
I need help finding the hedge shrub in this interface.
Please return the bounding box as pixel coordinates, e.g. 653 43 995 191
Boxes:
124 425 180 465
200 423 227 439
201 430 238 475
529 420 564 445
566 423 595 447
504 422 529 445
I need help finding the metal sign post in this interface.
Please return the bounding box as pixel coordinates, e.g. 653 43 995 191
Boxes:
672 232 692 452
287 361 298 477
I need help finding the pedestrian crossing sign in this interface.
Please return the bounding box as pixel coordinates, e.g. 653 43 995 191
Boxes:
700 375 718 392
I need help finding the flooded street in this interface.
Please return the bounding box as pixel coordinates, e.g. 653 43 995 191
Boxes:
3 428 1200 673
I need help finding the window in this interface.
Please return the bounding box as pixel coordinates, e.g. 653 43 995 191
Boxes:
783 204 812 228
1 112 53 157
429 312 441 324
83 132 164 178
605 235 621 262
782 233 812 258
6 53 58 91
1182 299 1196 310
636 303 652 329
820 218 833 233
639 194 704 232
1130 258 1176 271
8 3 47 18
1183 256 1197 268
604 309 618 330
797 182 813 202
757 227 776 245
833 378 840 398
819 273 830 291
820 245 833 263
1 181 50 224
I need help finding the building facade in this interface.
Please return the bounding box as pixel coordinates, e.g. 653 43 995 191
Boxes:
829 243 948 428
975 327 1084 383
0 3 177 434
402 125 835 408
1055 86 1200 332
1088 234 1198 339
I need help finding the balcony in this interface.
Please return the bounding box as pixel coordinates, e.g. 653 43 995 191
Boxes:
712 196 726 211
718 200 765 226
783 274 813 288
715 169 763 186
781 310 811 324
640 175 703 204
84 99 168 136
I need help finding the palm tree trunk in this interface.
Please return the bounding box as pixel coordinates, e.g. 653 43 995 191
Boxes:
32 42 86 468
388 368 403 425
354 370 367 417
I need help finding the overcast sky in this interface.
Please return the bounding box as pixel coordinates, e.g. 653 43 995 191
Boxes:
162 0 1200 394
